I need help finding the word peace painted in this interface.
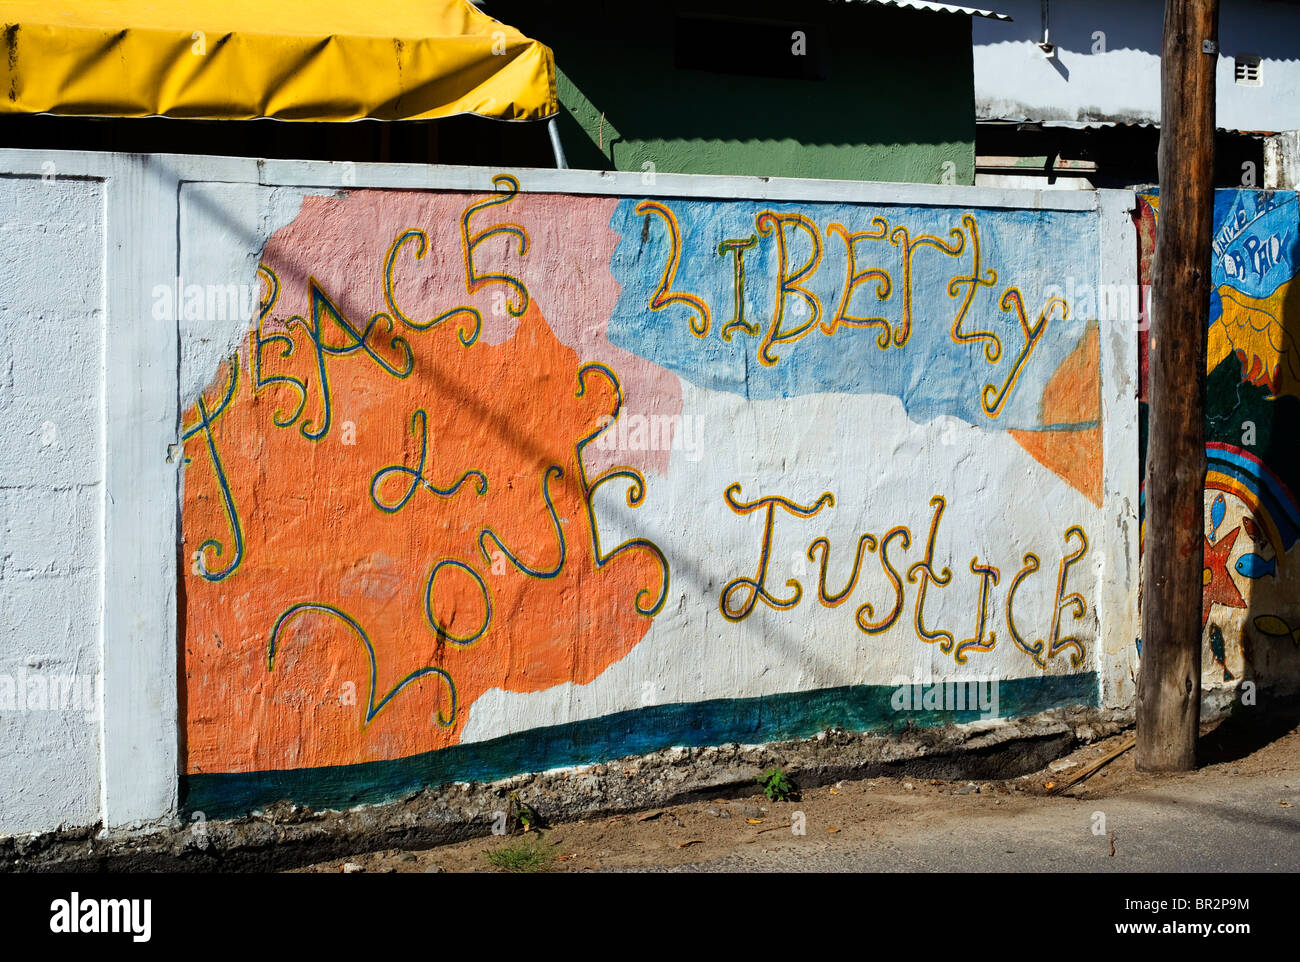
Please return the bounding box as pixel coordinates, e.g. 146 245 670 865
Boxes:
184 176 671 728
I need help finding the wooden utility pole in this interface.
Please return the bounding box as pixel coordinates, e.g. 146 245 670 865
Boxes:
1137 0 1220 772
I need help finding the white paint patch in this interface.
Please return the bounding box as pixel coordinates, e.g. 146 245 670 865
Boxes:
177 184 326 407
463 381 1102 743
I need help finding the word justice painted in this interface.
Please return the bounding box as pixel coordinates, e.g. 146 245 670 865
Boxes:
719 488 1088 668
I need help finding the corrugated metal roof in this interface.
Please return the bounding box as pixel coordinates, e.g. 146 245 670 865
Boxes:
856 0 1013 21
981 118 1277 136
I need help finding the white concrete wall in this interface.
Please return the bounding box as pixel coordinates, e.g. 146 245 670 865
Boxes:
0 149 1142 836
975 0 1300 131
1266 131 1300 188
0 171 105 835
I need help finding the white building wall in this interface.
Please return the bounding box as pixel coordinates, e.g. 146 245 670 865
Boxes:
975 0 1300 131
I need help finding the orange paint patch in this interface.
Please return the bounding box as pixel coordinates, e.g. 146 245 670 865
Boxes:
1042 321 1101 425
1010 322 1103 507
182 300 664 775
1008 426 1103 508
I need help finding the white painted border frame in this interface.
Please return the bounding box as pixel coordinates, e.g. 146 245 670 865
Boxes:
1096 188 1142 709
229 157 1098 211
0 149 182 829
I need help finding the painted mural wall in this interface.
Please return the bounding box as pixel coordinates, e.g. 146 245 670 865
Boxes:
178 175 1128 816
1137 190 1300 693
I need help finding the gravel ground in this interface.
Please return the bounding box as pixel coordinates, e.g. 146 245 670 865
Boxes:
295 712 1300 874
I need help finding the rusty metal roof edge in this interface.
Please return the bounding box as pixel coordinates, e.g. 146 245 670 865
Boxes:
853 0 1012 22
979 118 1279 136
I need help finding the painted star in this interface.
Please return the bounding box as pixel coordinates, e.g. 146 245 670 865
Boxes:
1202 526 1245 627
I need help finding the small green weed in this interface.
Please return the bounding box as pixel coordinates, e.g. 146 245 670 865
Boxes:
757 768 798 802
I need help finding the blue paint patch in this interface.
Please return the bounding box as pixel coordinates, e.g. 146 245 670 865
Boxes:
606 199 1100 430
1210 190 1300 306
184 672 1098 818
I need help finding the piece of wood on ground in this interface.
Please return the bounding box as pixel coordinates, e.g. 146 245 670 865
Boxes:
1051 736 1137 795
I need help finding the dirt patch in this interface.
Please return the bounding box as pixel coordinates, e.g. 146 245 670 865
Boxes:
294 716 1300 874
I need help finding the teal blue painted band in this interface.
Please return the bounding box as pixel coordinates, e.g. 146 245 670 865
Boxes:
183 673 1097 819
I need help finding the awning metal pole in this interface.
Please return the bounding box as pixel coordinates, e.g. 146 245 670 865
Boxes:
547 117 568 169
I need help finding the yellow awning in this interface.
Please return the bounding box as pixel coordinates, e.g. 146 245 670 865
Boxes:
0 0 557 122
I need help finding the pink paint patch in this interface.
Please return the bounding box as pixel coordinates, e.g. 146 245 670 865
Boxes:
258 188 682 477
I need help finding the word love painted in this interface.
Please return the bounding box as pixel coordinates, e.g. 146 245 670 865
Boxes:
638 202 1069 419
719 486 1089 668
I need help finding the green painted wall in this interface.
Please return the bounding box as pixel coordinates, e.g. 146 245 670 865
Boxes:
489 0 976 185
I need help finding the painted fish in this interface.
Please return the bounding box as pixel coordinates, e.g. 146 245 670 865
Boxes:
1209 623 1226 665
1208 624 1233 681
1210 493 1227 542
1241 515 1268 547
1234 553 1276 579
1254 615 1300 646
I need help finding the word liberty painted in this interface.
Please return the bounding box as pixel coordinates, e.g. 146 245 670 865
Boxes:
637 203 1068 419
